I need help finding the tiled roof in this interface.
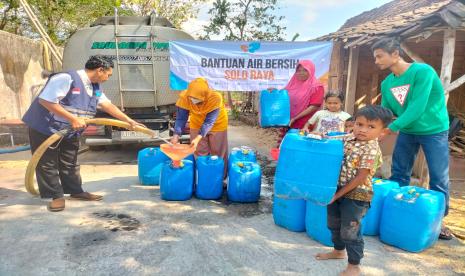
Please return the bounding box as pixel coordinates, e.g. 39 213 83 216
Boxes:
340 0 448 29
316 0 465 47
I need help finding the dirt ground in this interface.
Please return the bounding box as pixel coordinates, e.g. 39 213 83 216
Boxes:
0 120 464 275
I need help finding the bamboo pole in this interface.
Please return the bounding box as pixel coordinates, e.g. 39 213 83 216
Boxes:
19 0 62 65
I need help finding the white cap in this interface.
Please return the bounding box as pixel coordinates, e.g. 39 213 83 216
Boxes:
210 155 219 160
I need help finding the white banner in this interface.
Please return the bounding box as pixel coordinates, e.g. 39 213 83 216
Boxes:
170 40 333 91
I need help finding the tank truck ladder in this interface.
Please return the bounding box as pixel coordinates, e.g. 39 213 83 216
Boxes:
113 8 158 111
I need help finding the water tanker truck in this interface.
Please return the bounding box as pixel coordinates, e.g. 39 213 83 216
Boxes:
62 12 193 146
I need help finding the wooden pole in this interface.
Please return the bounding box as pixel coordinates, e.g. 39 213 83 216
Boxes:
447 73 465 93
345 47 359 115
328 41 344 92
440 28 456 103
400 42 425 63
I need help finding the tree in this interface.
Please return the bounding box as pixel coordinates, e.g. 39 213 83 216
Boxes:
0 0 25 35
0 0 119 45
121 0 206 29
30 0 118 44
201 0 286 111
0 0 204 45
202 0 286 41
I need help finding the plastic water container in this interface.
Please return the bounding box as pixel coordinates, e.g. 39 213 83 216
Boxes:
137 147 169 185
326 131 348 140
160 160 194 201
274 132 343 204
195 155 224 200
362 179 399 236
259 89 290 127
380 186 445 252
326 131 346 136
305 200 333 246
287 129 299 134
273 196 306 232
227 161 261 203
185 154 195 163
228 146 257 170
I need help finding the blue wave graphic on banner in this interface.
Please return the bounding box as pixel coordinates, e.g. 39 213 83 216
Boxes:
170 71 189 90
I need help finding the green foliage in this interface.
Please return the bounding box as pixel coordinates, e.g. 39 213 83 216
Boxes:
121 0 206 29
0 0 120 44
229 106 240 120
0 0 203 45
29 0 119 44
202 0 286 41
0 0 22 34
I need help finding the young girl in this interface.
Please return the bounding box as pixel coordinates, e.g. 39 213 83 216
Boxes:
302 92 351 134
344 117 355 133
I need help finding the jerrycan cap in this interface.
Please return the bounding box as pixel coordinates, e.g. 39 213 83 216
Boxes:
241 149 249 155
374 179 383 184
237 161 251 171
172 160 184 168
210 155 219 161
396 188 421 203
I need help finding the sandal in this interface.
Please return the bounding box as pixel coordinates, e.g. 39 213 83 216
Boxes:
439 226 453 240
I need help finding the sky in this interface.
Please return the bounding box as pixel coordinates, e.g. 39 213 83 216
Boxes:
181 0 393 41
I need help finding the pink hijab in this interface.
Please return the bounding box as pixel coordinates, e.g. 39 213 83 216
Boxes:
285 60 324 129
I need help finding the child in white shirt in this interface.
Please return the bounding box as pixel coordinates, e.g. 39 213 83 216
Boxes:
302 91 351 134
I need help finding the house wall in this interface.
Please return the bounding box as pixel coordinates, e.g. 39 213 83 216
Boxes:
327 29 465 181
351 30 465 114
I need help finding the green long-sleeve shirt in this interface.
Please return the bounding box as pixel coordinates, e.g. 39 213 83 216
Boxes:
381 62 449 135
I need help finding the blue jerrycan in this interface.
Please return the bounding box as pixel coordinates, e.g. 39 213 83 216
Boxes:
259 89 290 127
160 160 194 201
379 186 445 252
196 155 224 200
273 196 306 232
138 147 169 185
227 161 261 203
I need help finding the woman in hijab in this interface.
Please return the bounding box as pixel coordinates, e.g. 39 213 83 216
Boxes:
272 60 324 146
171 78 229 170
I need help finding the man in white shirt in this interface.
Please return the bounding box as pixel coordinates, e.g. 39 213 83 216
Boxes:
22 55 143 212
